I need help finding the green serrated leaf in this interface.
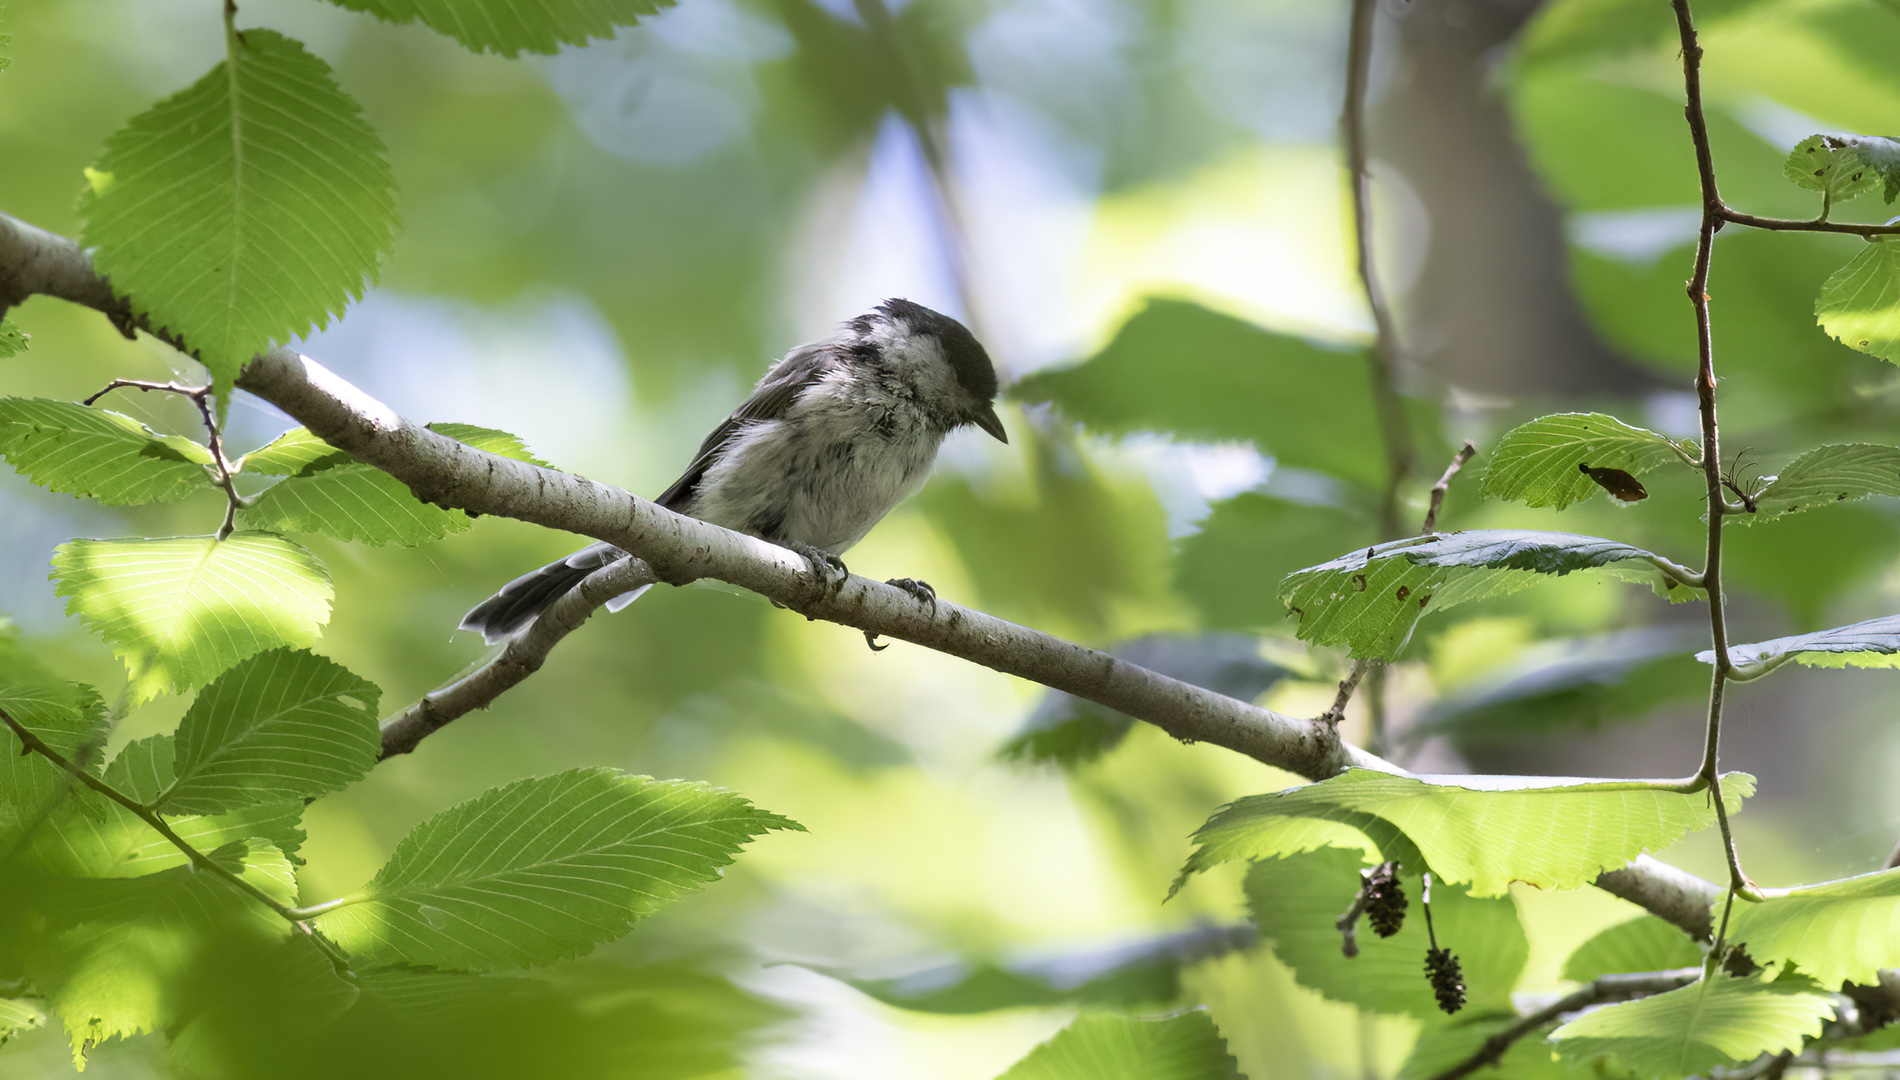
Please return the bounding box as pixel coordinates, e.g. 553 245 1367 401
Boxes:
21 840 296 1066
52 532 334 701
313 768 800 970
0 319 27 357
243 422 550 476
1700 613 1900 672
325 0 674 57
1562 916 1704 983
34 734 305 878
994 1010 1242 1080
825 924 1256 1015
239 422 550 544
243 463 473 546
158 649 379 814
80 29 397 400
1816 238 1900 363
1551 975 1834 1079
239 427 352 476
1729 868 1900 987
1481 413 1693 509
1784 134 1880 205
426 422 554 468
1736 443 1900 523
1280 531 1693 659
1246 848 1525 1019
0 682 107 828
0 397 215 505
0 997 46 1045
1177 768 1752 898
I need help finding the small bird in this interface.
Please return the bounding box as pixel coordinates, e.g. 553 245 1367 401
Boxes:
460 298 1007 643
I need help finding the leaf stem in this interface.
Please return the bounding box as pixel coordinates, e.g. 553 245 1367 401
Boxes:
1670 0 1753 903
0 704 301 921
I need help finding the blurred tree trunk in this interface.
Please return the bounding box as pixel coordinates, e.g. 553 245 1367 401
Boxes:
1377 0 1655 396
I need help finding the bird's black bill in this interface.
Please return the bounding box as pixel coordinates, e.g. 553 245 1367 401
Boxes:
974 403 1008 443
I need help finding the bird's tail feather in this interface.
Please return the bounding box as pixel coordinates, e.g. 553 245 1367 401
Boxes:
459 542 634 644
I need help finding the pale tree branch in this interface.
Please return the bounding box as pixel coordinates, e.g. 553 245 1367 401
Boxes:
378 557 657 758
4 209 1893 1020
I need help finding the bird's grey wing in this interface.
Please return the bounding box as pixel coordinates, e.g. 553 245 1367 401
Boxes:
653 344 836 512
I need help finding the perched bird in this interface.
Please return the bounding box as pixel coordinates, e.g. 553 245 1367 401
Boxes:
460 298 1007 643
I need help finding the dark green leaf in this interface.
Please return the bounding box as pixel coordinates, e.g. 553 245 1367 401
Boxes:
1701 612 1900 672
81 30 397 400
1178 768 1753 898
827 924 1256 1014
313 768 800 970
0 319 27 357
1738 443 1900 522
1816 238 1900 363
159 649 381 814
1413 628 1703 745
323 0 674 57
994 1010 1243 1080
0 397 215 504
52 532 335 701
1561 916 1703 983
17 840 296 1065
1551 975 1834 1079
1280 530 1693 659
1481 413 1693 509
1013 298 1411 488
1246 848 1525 1019
1174 493 1372 631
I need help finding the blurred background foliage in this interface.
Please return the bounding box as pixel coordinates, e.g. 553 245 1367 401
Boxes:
3 0 1900 1075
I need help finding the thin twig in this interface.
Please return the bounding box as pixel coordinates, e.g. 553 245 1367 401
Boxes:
1670 0 1755 908
85 377 247 539
1426 969 1702 1080
1320 658 1372 725
1719 205 1900 236
1421 441 1476 534
0 705 298 921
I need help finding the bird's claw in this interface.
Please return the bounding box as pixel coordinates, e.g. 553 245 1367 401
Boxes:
885 577 937 613
863 630 889 652
785 541 849 598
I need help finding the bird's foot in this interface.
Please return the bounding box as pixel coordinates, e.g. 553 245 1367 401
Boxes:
885 577 937 613
784 540 849 599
